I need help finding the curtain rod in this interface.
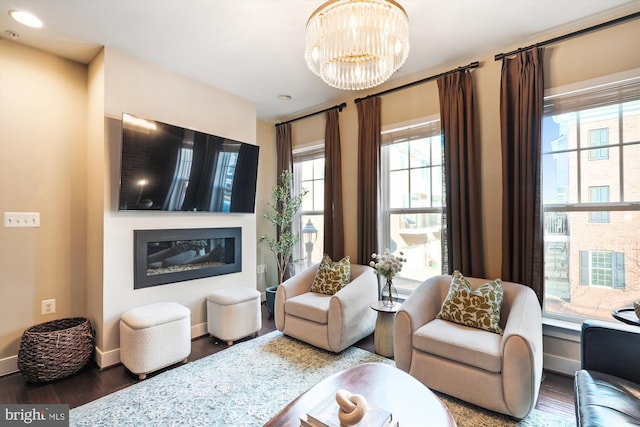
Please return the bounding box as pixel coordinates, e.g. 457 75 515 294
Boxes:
354 61 480 104
276 102 347 126
494 11 640 61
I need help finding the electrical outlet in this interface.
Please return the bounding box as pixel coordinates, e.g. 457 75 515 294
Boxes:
41 299 56 315
4 212 40 228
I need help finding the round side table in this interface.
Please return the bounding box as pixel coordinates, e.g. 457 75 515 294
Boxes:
611 308 640 326
370 301 401 358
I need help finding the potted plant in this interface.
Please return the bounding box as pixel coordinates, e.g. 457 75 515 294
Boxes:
260 170 308 316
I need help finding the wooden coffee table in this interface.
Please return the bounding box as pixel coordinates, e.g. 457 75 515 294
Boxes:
264 362 456 426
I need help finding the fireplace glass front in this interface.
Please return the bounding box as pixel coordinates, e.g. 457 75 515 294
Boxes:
134 227 241 289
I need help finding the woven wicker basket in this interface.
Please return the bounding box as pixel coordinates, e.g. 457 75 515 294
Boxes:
18 317 94 383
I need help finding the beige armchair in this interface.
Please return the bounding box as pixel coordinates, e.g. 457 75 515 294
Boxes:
275 263 378 353
394 274 543 419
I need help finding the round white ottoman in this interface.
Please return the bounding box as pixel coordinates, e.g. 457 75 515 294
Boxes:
120 302 191 380
207 288 261 345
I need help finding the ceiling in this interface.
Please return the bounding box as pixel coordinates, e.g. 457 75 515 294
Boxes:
1 0 639 123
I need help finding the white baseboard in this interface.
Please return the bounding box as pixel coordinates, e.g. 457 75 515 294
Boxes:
0 355 18 377
94 346 121 369
192 322 208 339
543 353 580 376
94 322 209 369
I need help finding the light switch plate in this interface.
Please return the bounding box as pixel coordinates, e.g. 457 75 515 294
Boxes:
4 212 40 228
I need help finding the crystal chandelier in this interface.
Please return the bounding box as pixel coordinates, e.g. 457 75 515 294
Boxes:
305 0 410 91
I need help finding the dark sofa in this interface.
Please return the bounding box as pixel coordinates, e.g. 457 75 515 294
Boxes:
574 319 640 427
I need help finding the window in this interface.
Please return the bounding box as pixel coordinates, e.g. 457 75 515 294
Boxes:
588 128 609 160
380 119 445 295
588 186 609 223
293 145 324 271
542 71 640 322
579 250 625 289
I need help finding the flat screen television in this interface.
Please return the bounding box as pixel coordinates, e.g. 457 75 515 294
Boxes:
118 113 259 213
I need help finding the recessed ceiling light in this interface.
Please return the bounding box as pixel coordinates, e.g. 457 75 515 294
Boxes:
277 95 292 101
9 10 43 28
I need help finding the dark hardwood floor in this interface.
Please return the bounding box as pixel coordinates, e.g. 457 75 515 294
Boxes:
0 303 575 420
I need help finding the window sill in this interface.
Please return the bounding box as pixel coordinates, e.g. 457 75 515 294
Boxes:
542 316 581 342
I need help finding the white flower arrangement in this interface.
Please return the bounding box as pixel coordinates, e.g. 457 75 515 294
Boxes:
369 249 406 281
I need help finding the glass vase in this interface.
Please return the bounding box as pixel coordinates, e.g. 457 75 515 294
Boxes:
382 279 397 308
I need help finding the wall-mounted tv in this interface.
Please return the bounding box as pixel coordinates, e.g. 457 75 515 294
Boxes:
118 113 259 213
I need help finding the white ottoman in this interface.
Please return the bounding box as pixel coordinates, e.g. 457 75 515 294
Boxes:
120 302 191 380
207 288 261 345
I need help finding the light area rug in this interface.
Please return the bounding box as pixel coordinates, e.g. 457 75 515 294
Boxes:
70 331 574 426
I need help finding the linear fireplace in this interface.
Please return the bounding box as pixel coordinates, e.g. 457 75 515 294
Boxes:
134 227 241 289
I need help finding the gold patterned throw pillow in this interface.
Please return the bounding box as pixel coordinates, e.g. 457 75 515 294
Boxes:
436 270 504 334
310 254 351 295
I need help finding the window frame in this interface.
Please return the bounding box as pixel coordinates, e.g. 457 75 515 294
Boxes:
292 143 325 271
542 69 640 323
579 250 625 289
588 185 610 223
588 128 609 160
379 117 445 296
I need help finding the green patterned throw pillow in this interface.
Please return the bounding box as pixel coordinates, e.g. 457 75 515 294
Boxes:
436 270 504 334
310 254 351 295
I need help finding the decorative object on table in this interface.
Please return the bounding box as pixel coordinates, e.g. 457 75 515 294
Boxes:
18 317 94 382
304 0 410 91
380 279 399 308
335 389 367 425
302 388 393 427
260 169 308 316
370 249 406 307
635 299 640 319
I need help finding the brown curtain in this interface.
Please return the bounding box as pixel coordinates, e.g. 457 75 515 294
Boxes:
275 122 293 280
356 97 381 265
324 109 345 259
500 48 545 303
276 123 293 177
437 70 485 278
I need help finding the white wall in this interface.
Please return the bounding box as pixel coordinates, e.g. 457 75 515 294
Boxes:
0 40 88 374
88 48 258 366
255 121 278 289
